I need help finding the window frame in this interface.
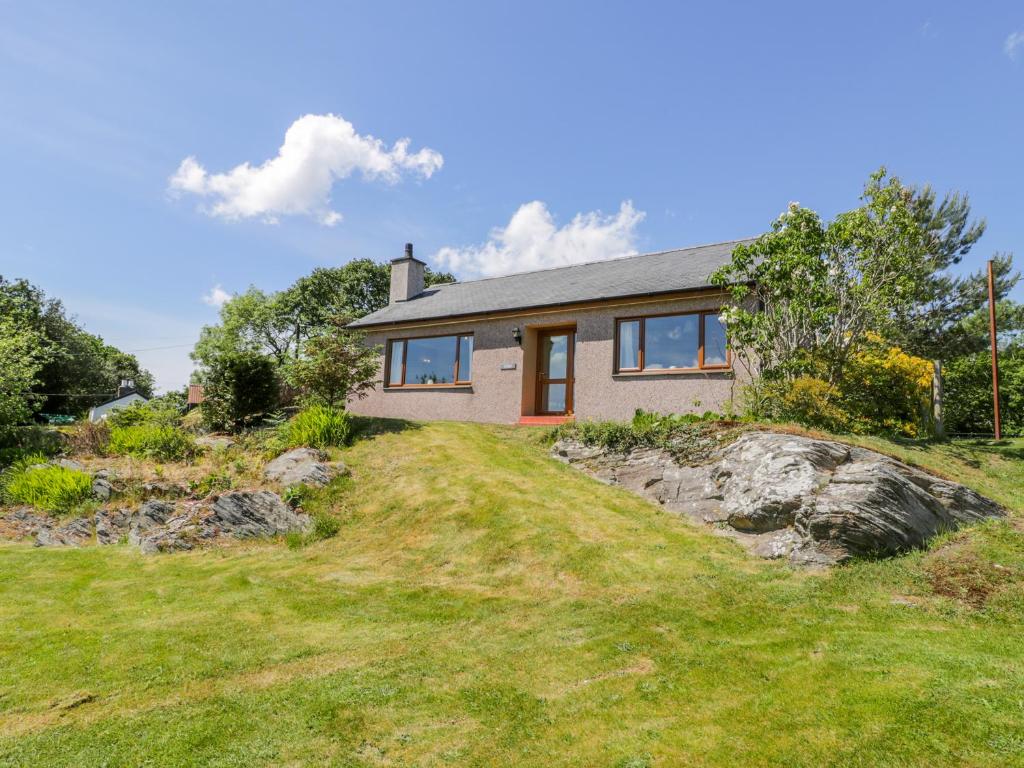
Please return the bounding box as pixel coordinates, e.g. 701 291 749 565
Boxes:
384 332 474 388
613 310 730 374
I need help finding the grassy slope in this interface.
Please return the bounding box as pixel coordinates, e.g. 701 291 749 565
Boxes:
0 424 1023 767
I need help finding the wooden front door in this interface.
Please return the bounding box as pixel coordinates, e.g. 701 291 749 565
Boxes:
536 329 574 415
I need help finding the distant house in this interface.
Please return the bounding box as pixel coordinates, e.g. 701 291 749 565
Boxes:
347 240 752 425
88 380 148 422
187 384 205 409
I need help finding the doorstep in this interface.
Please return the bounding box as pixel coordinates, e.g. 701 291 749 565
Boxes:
518 415 573 426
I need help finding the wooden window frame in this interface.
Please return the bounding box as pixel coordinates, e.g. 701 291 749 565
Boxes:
384 332 474 388
613 310 730 375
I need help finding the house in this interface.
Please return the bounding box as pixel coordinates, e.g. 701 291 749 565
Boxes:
88 380 148 422
347 241 753 425
187 384 205 410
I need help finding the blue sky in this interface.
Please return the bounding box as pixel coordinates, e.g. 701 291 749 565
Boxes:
1 1 1022 391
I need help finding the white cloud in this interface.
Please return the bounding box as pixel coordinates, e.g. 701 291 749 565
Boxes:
1006 31 1024 59
433 200 645 279
202 284 231 308
168 113 443 226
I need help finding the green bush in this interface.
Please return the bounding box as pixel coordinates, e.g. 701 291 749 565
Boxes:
551 409 736 463
1 455 93 513
107 396 185 429
108 424 198 462
284 405 352 449
943 349 1024 436
200 353 280 433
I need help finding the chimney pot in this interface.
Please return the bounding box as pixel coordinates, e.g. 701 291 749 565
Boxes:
389 242 426 303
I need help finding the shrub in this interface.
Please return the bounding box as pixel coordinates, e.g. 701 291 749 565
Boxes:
766 376 852 433
108 424 198 462
1 455 93 513
200 353 280 433
0 426 64 467
750 338 934 437
943 348 1024 436
67 420 111 456
284 405 352 449
108 397 185 429
551 409 738 463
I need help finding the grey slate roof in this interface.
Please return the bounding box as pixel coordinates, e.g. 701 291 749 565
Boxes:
349 238 753 328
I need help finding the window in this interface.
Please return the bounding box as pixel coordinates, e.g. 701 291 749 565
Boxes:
385 334 473 387
614 311 729 373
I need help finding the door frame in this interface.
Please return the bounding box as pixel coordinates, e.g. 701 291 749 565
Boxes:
535 327 575 415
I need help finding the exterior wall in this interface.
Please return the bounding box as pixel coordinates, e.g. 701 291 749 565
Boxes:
348 293 751 424
88 393 148 422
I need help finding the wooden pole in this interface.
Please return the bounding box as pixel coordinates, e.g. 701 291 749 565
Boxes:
987 260 1002 440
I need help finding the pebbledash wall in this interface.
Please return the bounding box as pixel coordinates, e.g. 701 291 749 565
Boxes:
347 290 750 425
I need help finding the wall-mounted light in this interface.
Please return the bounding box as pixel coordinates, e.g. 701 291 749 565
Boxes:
512 326 523 346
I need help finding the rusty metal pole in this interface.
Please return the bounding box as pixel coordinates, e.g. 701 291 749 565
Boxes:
988 260 1002 440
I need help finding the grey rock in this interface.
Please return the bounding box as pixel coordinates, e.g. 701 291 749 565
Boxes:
0 508 54 540
52 458 85 472
196 435 235 451
140 481 188 499
35 517 92 547
91 478 114 501
206 490 311 538
95 508 131 545
128 500 176 547
263 448 346 488
554 431 1004 566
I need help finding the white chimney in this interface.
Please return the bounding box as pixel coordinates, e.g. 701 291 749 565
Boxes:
389 242 426 304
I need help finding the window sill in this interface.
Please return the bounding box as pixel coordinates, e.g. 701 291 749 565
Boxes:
384 384 474 391
613 368 732 378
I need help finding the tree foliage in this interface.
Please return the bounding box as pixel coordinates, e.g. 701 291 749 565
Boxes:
895 183 1019 359
200 353 280 433
942 347 1024 436
192 259 452 370
0 275 154 417
712 169 933 385
285 315 380 408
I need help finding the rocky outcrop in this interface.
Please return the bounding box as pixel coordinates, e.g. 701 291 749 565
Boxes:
196 435 235 451
206 491 311 538
553 431 1005 566
3 490 311 554
263 448 347 488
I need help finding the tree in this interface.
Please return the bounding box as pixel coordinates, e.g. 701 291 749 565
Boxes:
892 185 1019 359
285 315 380 408
200 353 280 432
942 347 1024 436
192 259 453 371
0 275 154 416
712 169 932 385
0 316 47 430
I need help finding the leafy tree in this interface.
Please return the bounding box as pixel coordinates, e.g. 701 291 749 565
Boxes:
942 347 1024 436
285 315 380 408
712 169 932 385
200 353 280 432
0 316 48 430
0 275 154 416
192 259 453 371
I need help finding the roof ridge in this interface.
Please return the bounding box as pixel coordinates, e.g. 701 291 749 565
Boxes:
424 237 756 290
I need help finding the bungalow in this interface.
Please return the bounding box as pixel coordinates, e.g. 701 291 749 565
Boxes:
88 380 148 423
347 240 753 425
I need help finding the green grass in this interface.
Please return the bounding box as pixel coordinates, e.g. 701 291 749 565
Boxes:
0 455 93 514
284 405 352 450
0 424 1023 766
108 423 198 462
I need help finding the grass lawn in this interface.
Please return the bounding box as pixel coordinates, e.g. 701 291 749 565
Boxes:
1 422 1023 767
